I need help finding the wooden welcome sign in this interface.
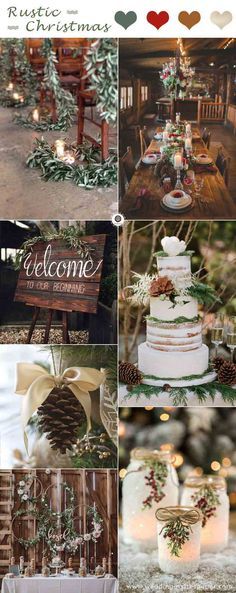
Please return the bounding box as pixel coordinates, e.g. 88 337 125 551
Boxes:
14 234 106 315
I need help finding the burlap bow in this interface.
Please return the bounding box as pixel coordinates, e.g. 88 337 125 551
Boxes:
155 507 201 525
15 363 105 451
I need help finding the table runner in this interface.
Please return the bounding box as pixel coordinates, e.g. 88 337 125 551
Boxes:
1 576 117 593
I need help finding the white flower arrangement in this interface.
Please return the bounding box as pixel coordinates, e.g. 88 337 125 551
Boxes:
161 236 186 257
84 533 91 541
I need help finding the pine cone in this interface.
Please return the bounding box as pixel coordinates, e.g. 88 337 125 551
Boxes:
213 356 225 372
119 361 143 385
149 276 174 297
217 361 236 386
37 386 86 454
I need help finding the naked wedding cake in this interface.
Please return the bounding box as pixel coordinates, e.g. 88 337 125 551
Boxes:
137 236 210 381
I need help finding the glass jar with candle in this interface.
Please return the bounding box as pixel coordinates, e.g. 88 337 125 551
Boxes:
156 507 202 574
181 475 229 553
122 448 179 549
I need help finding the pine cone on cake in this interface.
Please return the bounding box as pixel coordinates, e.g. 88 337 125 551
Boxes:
37 385 86 454
119 361 143 385
149 276 174 297
217 361 236 386
212 356 225 372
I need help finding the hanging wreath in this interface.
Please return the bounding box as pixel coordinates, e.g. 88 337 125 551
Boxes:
12 475 103 555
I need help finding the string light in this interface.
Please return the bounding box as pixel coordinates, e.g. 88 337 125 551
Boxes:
145 406 154 411
160 413 170 422
173 453 184 468
222 457 231 468
211 461 221 472
223 38 234 49
119 468 127 479
118 422 126 437
160 443 174 452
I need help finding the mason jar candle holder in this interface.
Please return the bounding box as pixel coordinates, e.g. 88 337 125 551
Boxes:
181 475 229 553
122 448 179 549
156 507 202 574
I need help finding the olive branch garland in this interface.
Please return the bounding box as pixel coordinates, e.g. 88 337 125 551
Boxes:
191 485 220 527
142 460 168 509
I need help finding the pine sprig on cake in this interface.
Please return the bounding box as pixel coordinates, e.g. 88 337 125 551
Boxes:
154 250 195 257
145 315 200 324
186 280 221 307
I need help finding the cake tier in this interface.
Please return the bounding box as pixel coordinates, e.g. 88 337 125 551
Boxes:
138 342 209 379
146 320 202 351
157 255 192 289
150 295 198 321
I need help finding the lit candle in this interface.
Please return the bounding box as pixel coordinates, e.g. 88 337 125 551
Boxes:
6 82 13 91
181 475 229 553
13 92 19 100
165 121 172 132
62 150 75 165
55 139 65 159
174 153 182 169
32 108 39 122
185 137 192 152
122 448 179 549
156 507 202 574
186 123 191 134
176 113 181 124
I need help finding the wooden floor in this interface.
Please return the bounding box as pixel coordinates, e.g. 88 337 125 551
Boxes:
141 122 236 201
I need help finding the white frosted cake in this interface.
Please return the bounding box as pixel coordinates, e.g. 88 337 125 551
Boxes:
138 237 209 380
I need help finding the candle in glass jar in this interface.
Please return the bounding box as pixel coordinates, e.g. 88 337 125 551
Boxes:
55 139 65 158
122 448 179 549
156 507 202 574
32 108 39 122
181 475 229 553
174 153 182 168
13 92 19 100
7 82 13 91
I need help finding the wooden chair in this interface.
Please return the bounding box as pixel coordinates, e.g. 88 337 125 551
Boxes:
121 146 136 182
201 128 211 150
215 147 231 187
139 129 148 158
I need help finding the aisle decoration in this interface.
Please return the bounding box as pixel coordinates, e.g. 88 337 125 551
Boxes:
83 38 118 124
14 39 77 131
0 39 37 108
26 137 117 188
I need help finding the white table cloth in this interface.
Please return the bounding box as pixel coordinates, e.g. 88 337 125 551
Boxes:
1 575 117 593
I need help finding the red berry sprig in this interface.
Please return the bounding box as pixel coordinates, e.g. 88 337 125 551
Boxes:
191 485 220 527
142 461 168 510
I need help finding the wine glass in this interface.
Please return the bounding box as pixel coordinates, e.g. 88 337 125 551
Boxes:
226 317 236 362
194 176 204 197
211 314 224 358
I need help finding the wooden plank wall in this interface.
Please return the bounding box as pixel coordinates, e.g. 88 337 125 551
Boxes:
0 469 117 580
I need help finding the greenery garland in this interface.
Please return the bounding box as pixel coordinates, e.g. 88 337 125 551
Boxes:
13 476 103 554
26 137 117 188
15 39 77 131
13 226 94 271
84 38 117 124
145 315 200 324
124 381 236 406
0 39 37 107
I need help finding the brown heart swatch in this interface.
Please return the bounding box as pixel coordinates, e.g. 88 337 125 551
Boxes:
178 11 201 29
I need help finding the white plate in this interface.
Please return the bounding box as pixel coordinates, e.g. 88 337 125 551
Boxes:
163 193 192 210
142 155 158 165
195 154 213 165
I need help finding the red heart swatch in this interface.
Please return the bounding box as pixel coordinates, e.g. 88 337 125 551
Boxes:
146 11 169 29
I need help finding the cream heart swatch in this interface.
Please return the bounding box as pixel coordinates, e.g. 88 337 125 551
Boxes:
210 11 232 29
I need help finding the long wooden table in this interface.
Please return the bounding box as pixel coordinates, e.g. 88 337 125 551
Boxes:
121 127 236 220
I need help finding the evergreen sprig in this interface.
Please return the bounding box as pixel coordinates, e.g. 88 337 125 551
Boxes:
145 315 200 324
191 485 220 527
124 381 236 406
186 280 221 307
160 517 192 557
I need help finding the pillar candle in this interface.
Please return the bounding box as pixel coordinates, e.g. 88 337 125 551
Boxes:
165 121 172 132
174 153 182 169
162 130 169 143
186 123 191 134
19 557 24 571
156 507 202 574
32 108 39 122
185 137 192 152
176 113 181 124
181 475 229 553
122 448 179 549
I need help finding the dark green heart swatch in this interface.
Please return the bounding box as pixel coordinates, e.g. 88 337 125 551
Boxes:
114 11 137 29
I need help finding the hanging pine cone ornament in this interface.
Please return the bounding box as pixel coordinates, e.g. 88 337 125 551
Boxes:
213 356 225 372
119 361 143 385
37 385 86 454
149 276 174 297
217 361 236 386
